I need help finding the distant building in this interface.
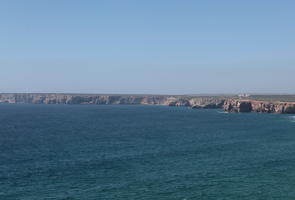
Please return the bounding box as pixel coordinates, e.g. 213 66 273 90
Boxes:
238 93 250 98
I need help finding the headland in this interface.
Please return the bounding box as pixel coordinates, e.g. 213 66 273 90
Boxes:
1 93 295 114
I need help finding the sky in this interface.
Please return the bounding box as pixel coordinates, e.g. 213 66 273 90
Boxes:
0 0 294 94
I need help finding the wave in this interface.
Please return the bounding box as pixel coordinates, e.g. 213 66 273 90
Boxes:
290 116 295 122
217 111 228 114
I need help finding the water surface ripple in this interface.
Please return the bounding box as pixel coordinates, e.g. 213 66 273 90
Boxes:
0 104 295 200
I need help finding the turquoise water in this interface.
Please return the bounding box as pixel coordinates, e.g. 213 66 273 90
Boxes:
0 104 295 200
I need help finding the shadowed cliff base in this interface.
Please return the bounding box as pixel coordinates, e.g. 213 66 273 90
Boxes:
0 93 295 114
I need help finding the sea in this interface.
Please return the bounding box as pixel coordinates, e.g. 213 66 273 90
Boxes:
0 104 295 200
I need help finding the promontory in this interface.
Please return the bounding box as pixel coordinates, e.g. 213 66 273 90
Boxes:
1 93 295 114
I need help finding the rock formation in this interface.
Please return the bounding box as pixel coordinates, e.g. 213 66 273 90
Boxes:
223 99 295 114
1 93 295 114
0 93 225 109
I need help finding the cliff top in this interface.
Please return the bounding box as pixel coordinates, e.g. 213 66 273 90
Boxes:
240 95 295 103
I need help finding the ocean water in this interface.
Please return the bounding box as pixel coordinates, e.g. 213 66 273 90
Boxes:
0 104 295 200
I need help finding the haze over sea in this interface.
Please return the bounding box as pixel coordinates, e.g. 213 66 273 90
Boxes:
1 104 295 200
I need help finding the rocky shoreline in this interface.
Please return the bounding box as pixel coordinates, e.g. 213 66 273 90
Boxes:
0 93 225 108
224 99 295 114
0 93 295 114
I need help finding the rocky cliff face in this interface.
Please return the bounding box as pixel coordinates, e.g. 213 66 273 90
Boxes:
0 93 225 109
1 94 295 114
223 99 295 114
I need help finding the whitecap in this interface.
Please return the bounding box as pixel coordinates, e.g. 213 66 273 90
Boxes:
290 116 295 122
217 111 228 114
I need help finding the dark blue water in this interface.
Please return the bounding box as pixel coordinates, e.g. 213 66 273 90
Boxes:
0 104 295 200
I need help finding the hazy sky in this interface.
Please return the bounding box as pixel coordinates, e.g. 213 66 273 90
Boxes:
1 0 294 94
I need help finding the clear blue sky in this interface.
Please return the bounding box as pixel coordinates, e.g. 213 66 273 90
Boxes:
1 0 294 94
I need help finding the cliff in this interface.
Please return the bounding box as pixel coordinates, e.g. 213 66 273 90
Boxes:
0 93 225 109
223 99 295 114
1 94 295 114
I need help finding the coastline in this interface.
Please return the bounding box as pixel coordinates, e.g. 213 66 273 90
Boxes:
0 93 226 108
1 93 295 114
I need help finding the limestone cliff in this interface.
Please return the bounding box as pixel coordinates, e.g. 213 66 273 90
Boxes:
223 99 295 114
0 93 226 109
1 94 295 114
